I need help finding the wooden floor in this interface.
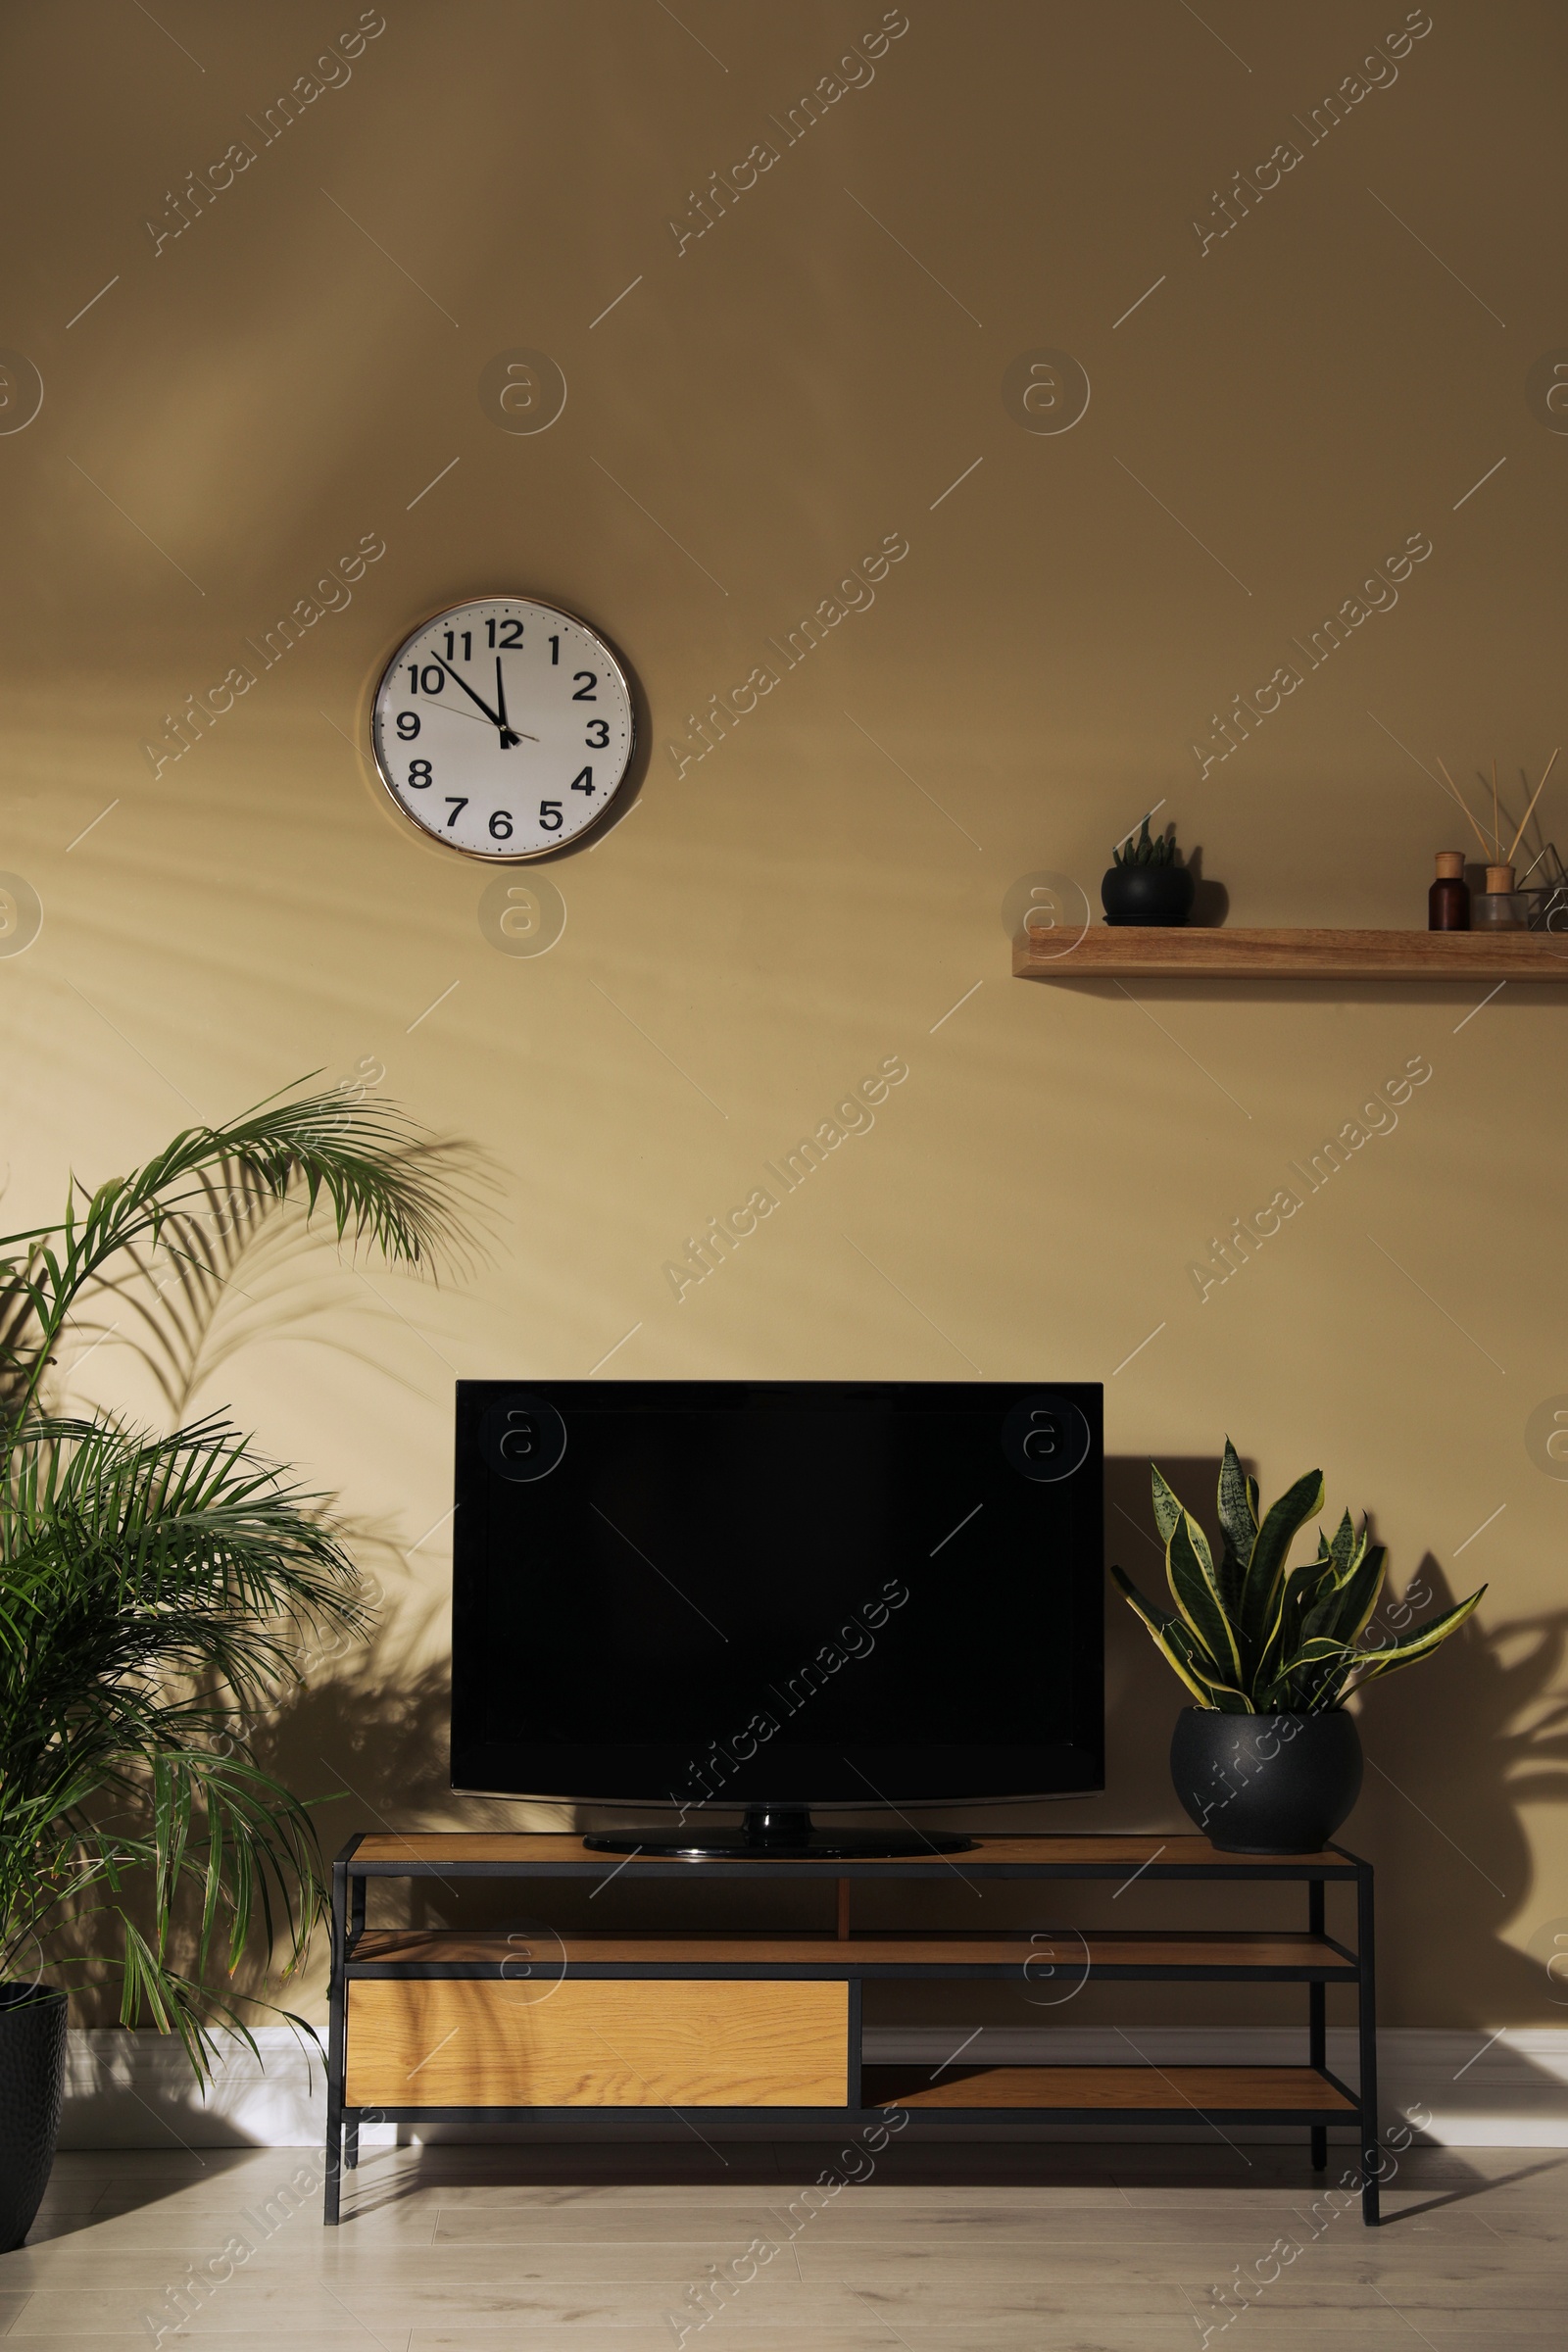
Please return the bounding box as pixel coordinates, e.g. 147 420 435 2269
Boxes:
3 2140 1563 2349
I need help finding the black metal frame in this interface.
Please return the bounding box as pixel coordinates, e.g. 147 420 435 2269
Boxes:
322 1838 1380 2227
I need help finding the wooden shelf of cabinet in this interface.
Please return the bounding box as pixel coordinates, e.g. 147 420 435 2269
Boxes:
1014 927 1568 982
864 2064 1358 2115
347 1832 1349 1873
347 1929 1357 1979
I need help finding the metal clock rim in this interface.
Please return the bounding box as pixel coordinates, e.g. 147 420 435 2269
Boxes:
368 592 638 864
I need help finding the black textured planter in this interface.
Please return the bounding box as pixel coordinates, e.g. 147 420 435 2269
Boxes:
1101 862 1195 926
0 1986 67 2253
1170 1708 1363 1854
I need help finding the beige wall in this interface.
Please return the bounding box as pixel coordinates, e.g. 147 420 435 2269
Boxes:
3 2 1565 2038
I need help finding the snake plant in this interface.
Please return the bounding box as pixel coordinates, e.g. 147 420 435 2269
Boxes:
1111 1441 1485 1713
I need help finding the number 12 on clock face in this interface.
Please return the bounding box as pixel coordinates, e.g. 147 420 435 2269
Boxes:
368 596 636 860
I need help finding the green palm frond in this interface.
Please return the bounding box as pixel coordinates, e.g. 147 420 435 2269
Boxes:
0 1082 475 2082
1 1082 482 1427
74 1143 470 1424
0 1410 371 2076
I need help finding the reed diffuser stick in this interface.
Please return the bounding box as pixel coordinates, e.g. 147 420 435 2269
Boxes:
1436 760 1494 858
1506 747 1560 862
1493 757 1500 857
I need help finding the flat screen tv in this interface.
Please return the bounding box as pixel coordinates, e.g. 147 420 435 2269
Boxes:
451 1380 1103 1857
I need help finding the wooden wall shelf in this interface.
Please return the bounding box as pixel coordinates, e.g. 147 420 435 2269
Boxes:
1014 927 1568 982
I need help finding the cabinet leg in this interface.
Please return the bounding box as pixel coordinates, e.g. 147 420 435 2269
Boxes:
324 1852 349 2225
344 2117 360 2173
1308 1880 1328 2175
846 1979 862 2114
1356 1862 1381 2227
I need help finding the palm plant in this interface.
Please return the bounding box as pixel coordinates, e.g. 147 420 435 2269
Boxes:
0 1087 471 2077
1111 1441 1485 1715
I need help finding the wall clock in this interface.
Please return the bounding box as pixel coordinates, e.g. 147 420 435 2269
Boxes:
370 597 635 859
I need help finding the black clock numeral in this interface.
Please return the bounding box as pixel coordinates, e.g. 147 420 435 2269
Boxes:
548 635 560 663
585 718 610 749
408 760 432 789
572 670 597 700
499 618 523 648
489 809 514 840
442 629 472 661
570 768 595 795
444 797 467 827
419 664 444 693
539 800 564 832
396 711 420 741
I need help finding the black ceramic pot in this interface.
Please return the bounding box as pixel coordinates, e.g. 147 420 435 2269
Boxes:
1170 1709 1363 1854
0 1986 67 2253
1101 863 1195 926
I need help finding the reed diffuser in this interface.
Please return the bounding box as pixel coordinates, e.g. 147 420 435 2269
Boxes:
1436 749 1559 930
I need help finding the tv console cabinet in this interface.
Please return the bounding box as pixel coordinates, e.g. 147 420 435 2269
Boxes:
324 1832 1381 2225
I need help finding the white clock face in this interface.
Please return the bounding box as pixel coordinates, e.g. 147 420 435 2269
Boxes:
370 598 635 859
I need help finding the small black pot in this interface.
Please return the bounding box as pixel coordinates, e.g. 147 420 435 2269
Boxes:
1170 1709 1363 1854
0 1986 67 2252
1101 863 1195 926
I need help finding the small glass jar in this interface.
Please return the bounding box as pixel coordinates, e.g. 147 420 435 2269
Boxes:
1471 862 1529 930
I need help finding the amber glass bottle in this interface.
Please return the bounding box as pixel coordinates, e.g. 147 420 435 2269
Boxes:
1429 851 1469 931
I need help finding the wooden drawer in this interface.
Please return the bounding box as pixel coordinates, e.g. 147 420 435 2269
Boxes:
345 1978 849 2108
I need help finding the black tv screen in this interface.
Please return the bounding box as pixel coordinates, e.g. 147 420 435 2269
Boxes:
450 1380 1103 1812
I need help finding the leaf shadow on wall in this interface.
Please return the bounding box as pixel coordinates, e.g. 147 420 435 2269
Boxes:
1184 847 1230 929
1355 1556 1568 2027
1105 1456 1568 2034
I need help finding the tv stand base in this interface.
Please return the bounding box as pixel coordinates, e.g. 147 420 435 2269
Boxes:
584 1806 974 1859
324 1833 1382 2229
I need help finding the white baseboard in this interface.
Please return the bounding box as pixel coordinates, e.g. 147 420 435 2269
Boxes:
60 2025 1568 2150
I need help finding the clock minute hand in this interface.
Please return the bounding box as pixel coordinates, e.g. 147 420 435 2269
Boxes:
494 656 521 750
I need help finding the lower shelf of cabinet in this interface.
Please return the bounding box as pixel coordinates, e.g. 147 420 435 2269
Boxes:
864 2064 1357 2115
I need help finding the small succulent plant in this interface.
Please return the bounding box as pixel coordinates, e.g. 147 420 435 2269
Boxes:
1112 815 1177 869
